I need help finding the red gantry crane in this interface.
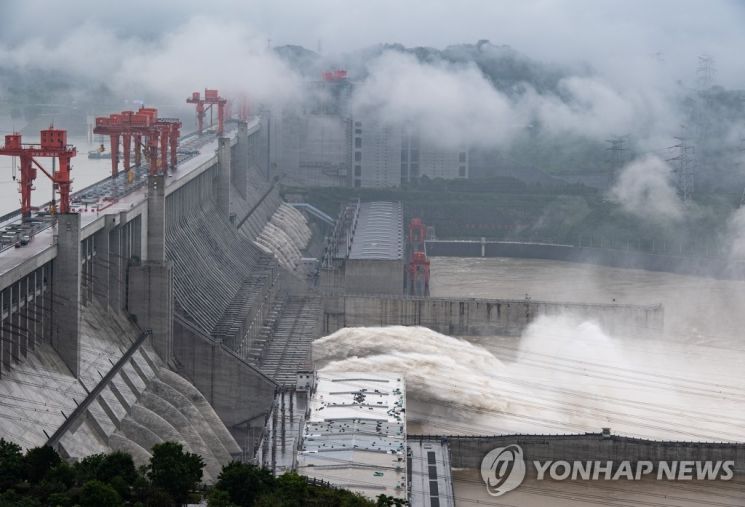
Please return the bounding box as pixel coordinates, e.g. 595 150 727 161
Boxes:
322 69 348 81
93 107 181 180
408 251 431 295
409 217 426 252
407 217 431 295
186 89 227 136
0 127 77 217
138 107 182 173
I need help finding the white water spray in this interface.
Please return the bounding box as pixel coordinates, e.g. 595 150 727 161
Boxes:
254 203 311 270
313 318 744 440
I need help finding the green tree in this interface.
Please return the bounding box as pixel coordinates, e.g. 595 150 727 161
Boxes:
108 475 132 501
147 442 204 505
78 480 122 507
73 454 106 484
98 451 138 485
137 486 173 507
272 473 308 507
214 461 275 506
46 462 75 489
29 462 74 504
46 490 73 507
0 439 25 491
207 488 238 507
376 495 408 507
23 446 61 484
0 489 41 507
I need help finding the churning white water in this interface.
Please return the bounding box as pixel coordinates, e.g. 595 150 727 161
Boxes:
254 204 311 271
315 326 511 415
314 317 745 441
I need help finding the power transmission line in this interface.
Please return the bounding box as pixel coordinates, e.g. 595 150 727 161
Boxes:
667 129 696 202
697 54 716 90
606 135 629 185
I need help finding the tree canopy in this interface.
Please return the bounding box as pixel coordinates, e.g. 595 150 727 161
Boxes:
0 439 392 507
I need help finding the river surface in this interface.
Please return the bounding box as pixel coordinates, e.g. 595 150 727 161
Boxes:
314 256 745 505
430 256 745 347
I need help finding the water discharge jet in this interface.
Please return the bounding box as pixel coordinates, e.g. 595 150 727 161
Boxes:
313 317 745 441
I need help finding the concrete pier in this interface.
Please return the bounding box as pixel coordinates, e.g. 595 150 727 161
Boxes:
129 174 174 363
217 136 232 220
52 213 81 377
128 263 174 363
146 174 166 263
233 122 249 199
92 214 116 308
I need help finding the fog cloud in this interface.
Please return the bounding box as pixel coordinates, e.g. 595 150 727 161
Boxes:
349 50 682 150
350 52 525 148
531 76 680 148
0 1 743 154
4 1 745 87
608 155 684 222
115 18 303 107
0 15 304 111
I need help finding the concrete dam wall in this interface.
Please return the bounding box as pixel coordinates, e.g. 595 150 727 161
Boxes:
0 118 320 470
323 294 663 336
161 132 315 449
0 301 241 482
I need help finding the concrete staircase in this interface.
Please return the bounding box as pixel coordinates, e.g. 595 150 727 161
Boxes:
255 296 321 386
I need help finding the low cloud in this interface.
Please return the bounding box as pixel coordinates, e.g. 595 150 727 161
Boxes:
608 155 684 222
531 76 679 148
0 17 305 112
350 51 525 148
115 18 304 107
349 50 681 151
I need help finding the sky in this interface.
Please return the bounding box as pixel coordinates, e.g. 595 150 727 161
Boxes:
1 0 745 87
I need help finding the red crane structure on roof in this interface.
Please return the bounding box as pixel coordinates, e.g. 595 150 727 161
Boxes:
0 127 77 217
322 69 348 81
93 107 181 180
186 88 228 136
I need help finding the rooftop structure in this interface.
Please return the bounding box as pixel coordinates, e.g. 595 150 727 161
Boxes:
349 202 403 261
319 201 405 295
297 371 407 502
